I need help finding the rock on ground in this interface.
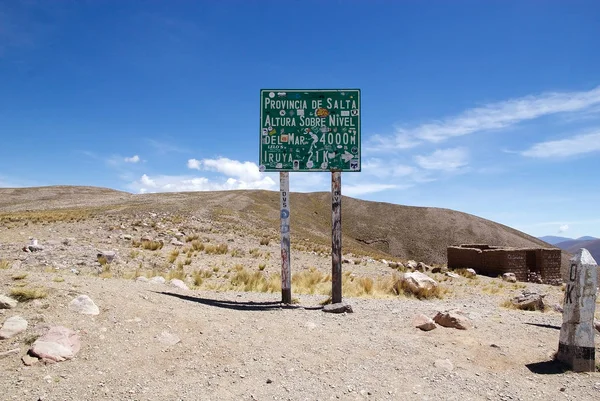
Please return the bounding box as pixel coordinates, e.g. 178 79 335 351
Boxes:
413 314 436 331
156 331 181 346
69 295 100 315
0 316 28 339
29 326 81 363
169 279 189 290
402 272 438 294
434 310 472 330
511 290 546 311
322 303 354 314
434 358 454 372
0 295 18 309
150 276 166 285
502 273 517 283
405 260 418 270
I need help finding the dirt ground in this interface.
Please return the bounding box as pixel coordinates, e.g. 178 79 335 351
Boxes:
0 188 598 400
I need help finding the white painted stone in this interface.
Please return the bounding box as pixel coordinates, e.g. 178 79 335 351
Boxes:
557 248 597 372
0 316 28 339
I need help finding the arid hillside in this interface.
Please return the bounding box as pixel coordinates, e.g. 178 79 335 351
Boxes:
0 185 562 265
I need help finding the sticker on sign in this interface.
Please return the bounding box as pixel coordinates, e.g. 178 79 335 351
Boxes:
259 89 361 172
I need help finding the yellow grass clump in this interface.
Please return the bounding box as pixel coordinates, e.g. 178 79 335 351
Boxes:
0 260 10 269
10 287 48 301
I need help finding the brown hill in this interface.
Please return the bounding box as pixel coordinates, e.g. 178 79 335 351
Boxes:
0 185 563 265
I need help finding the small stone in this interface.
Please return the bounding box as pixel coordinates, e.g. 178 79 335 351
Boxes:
502 273 517 283
416 262 432 272
22 354 39 366
405 260 418 270
266 379 273 384
445 272 460 279
69 295 100 315
155 331 180 346
97 251 116 263
413 314 437 331
0 295 18 309
464 268 477 278
170 239 184 247
434 358 454 372
322 303 353 314
0 316 28 339
136 276 149 283
511 290 546 311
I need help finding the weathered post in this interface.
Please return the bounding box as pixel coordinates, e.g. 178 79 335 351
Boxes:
331 171 342 304
280 172 291 304
557 248 597 372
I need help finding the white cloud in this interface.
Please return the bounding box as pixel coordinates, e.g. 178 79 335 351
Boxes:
343 183 399 197
558 224 569 233
414 148 469 171
186 157 262 183
373 86 600 149
520 131 600 158
129 173 276 194
187 158 201 170
124 155 140 163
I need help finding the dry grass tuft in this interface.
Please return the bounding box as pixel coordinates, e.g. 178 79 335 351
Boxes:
11 273 28 280
186 234 200 243
260 237 270 246
0 260 10 269
167 249 180 263
141 240 163 251
205 243 228 255
191 240 204 252
229 266 280 293
10 286 48 301
97 256 108 266
53 276 65 283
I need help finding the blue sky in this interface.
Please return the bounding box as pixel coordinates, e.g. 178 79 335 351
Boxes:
1 1 599 238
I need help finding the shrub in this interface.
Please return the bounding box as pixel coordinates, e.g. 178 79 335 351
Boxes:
167 249 180 263
260 237 270 246
258 263 266 271
10 287 48 301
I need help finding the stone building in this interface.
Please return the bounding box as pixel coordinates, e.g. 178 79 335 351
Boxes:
447 244 562 284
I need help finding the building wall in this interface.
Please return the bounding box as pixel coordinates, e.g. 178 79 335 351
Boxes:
447 246 482 269
447 245 562 283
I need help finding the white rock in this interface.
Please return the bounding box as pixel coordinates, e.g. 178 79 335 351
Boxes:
445 272 460 279
69 295 100 315
136 276 149 283
434 358 454 371
0 316 28 339
0 295 18 309
464 268 477 278
402 272 438 294
169 279 189 290
502 273 517 283
156 331 180 346
413 314 437 331
405 260 418 270
150 276 166 284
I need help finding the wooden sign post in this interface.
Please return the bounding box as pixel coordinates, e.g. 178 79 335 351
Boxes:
557 248 597 372
280 172 292 304
331 171 342 304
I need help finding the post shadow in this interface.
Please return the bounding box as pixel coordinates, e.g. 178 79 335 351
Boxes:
154 291 323 312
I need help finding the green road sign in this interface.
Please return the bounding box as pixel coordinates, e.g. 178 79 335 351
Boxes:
260 89 361 172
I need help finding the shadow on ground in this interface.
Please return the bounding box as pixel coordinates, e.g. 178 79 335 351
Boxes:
155 291 323 312
524 322 561 330
526 360 567 375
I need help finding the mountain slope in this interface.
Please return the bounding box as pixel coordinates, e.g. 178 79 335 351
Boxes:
538 235 573 245
0 186 564 265
556 239 600 263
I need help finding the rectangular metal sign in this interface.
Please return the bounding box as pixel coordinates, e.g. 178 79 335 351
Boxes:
259 89 361 172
